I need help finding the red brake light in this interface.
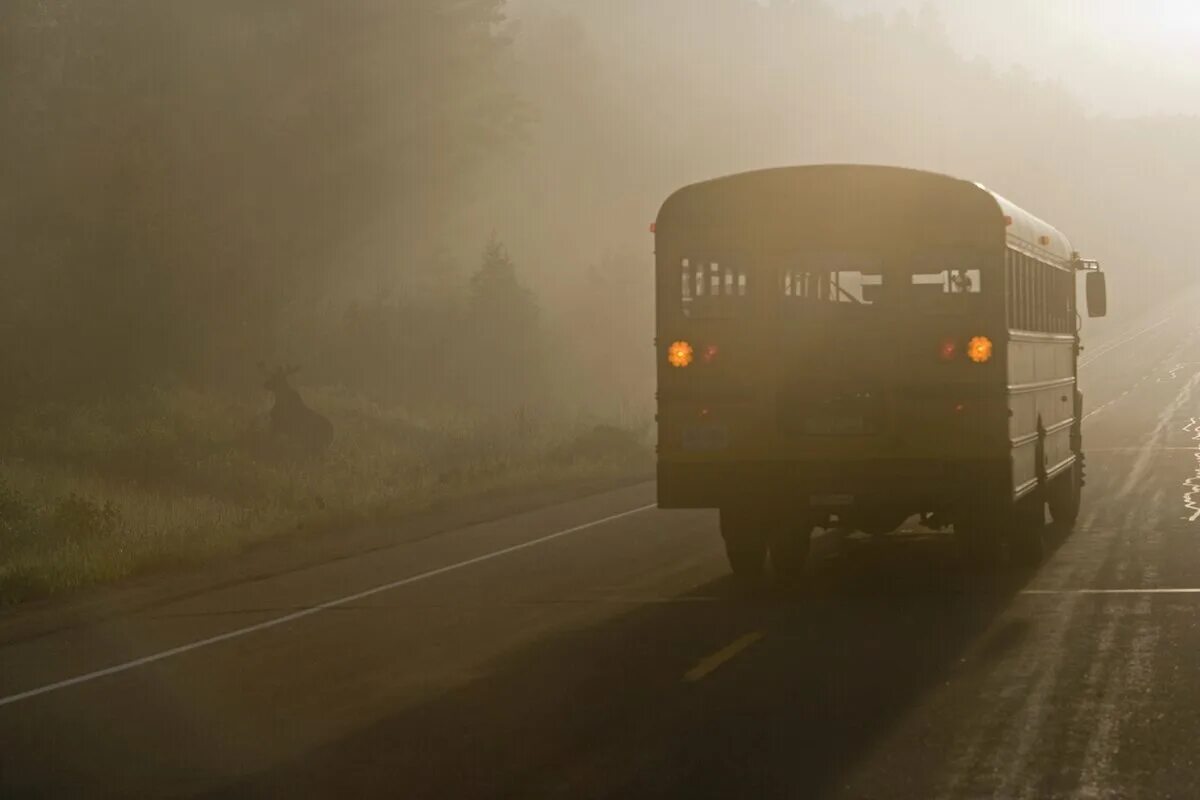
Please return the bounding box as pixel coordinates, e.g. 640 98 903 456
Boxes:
938 337 958 361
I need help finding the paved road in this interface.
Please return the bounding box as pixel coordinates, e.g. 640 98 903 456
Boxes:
3 308 1200 798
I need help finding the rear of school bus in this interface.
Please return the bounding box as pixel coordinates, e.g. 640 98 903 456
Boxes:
654 165 1018 580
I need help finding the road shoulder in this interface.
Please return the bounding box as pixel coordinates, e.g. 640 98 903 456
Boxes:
0 471 654 646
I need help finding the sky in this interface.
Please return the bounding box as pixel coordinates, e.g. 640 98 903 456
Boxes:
833 0 1200 117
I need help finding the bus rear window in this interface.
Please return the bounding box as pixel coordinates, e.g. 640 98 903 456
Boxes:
911 269 982 294
674 255 986 317
681 258 749 318
782 270 881 304
777 261 984 313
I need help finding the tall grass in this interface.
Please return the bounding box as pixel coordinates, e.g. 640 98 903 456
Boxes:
0 386 651 606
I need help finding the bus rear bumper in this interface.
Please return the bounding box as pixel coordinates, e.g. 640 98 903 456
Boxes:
657 459 1010 511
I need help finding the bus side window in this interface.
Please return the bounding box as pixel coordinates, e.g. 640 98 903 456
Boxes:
1019 255 1026 329
1042 264 1051 332
1024 257 1035 330
1005 250 1017 328
1052 269 1059 331
1051 269 1061 332
1034 263 1044 332
1063 269 1073 331
1027 257 1035 330
1048 269 1056 332
1056 268 1072 332
1027 261 1036 331
1040 266 1050 332
1034 266 1043 331
1057 269 1067 332
1015 256 1026 329
1031 258 1041 331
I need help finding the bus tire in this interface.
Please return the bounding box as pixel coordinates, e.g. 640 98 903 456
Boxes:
719 507 768 584
959 523 1003 571
1048 458 1083 528
769 526 812 586
1009 498 1046 566
956 506 1005 572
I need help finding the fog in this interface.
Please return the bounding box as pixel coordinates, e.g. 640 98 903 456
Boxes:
835 0 1200 117
2 0 1199 599
4 0 1198 409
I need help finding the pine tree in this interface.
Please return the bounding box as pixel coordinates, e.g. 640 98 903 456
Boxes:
464 234 543 410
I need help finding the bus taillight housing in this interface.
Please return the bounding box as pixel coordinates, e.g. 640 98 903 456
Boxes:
967 336 993 364
668 341 694 368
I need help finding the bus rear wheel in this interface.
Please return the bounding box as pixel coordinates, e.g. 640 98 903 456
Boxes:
1048 458 1083 528
1008 497 1047 566
719 507 768 584
957 498 1045 570
957 515 1004 571
769 525 812 586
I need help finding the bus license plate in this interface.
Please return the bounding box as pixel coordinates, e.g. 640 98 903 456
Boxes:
682 424 730 451
803 415 867 435
810 494 854 507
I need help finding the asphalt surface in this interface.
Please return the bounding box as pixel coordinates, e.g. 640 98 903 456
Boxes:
3 307 1200 799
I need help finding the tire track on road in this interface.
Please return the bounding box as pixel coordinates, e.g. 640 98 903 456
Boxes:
1183 417 1200 523
936 321 1195 800
1118 370 1200 500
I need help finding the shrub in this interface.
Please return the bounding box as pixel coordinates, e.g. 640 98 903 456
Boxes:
550 424 650 466
0 479 34 545
49 493 122 540
0 386 651 606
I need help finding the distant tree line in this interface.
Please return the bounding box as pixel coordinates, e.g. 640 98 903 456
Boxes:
0 0 532 409
3 0 1198 418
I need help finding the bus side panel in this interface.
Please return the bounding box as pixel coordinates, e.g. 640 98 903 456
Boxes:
1008 335 1077 499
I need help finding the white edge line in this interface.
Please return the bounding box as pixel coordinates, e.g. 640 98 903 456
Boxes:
1079 316 1173 369
1022 588 1200 595
0 317 1183 707
0 503 658 709
1078 317 1177 421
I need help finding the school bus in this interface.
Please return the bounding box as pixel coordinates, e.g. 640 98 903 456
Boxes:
654 165 1108 582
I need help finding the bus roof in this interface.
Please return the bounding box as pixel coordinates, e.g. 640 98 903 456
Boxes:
983 185 1074 263
659 165 1075 264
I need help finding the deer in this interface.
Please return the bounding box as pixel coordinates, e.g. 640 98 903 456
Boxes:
260 363 334 455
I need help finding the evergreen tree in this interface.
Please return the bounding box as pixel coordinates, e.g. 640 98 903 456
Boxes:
0 0 523 395
465 234 542 411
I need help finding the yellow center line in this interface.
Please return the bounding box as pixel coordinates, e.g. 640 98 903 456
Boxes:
683 631 765 682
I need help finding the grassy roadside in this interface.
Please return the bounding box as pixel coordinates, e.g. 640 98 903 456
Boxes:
0 386 652 607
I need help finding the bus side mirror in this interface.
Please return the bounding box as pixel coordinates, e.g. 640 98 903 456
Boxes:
1086 271 1108 318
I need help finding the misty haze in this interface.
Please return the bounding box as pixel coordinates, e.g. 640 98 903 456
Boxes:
2 2 1199 798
